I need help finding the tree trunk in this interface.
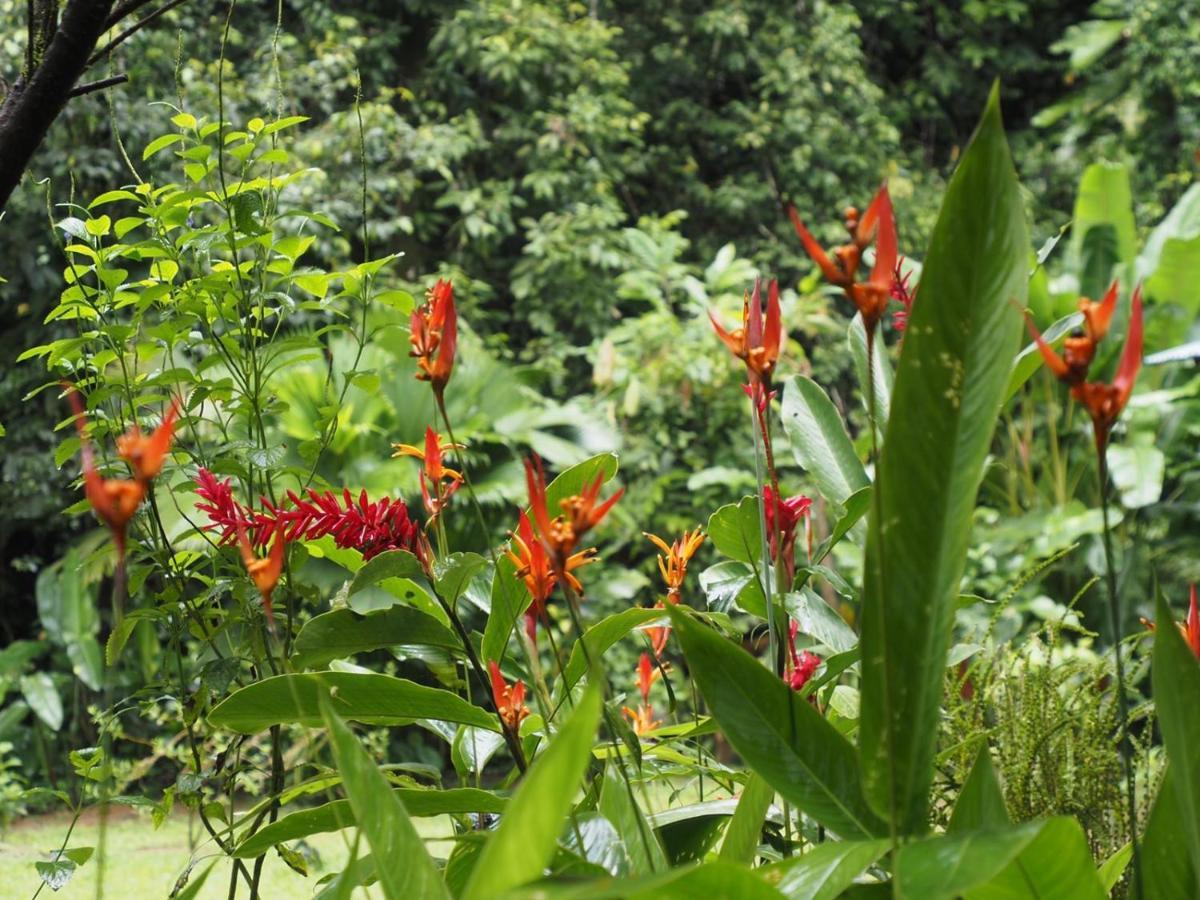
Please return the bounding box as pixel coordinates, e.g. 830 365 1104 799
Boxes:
0 0 117 212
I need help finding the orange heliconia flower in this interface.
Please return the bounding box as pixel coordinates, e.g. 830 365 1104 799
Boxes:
506 510 596 643
524 454 622 564
488 660 530 734
237 524 286 628
115 398 180 484
622 703 661 736
64 384 150 560
709 278 783 388
622 653 662 736
789 184 897 339
1027 283 1143 452
645 528 705 603
393 426 463 522
410 279 458 398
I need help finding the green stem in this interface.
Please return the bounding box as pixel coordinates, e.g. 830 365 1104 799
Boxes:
1097 440 1143 900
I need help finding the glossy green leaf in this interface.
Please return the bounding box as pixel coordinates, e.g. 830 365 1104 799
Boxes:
1004 311 1083 403
947 746 1009 834
543 452 620 513
321 697 450 900
860 85 1028 835
235 789 506 858
494 859 785 899
719 773 774 864
813 486 872 564
1142 766 1197 899
560 607 665 696
598 761 668 875
21 673 62 731
1152 592 1200 894
1068 162 1137 284
1097 842 1132 893
850 314 893 429
435 553 488 606
667 606 884 839
760 838 890 900
481 555 531 667
1139 183 1200 313
783 590 857 654
707 495 764 565
780 375 869 506
348 550 426 595
291 607 460 669
896 817 1103 900
209 672 499 733
461 685 602 899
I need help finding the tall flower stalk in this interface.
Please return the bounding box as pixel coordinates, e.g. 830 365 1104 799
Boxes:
1026 281 1144 895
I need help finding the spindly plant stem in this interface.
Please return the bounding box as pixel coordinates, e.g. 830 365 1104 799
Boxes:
1096 443 1143 900
750 398 778 675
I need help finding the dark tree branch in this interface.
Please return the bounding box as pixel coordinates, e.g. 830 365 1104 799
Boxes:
87 0 190 69
0 0 117 210
104 0 157 30
70 73 128 98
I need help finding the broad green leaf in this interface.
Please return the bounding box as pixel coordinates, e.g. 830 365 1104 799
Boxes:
291 607 460 669
780 376 869 506
849 315 893 429
698 561 761 614
1068 162 1136 288
598 761 668 875
481 555 531 666
783 590 857 654
707 495 764 564
1139 183 1200 313
435 553 488 606
813 487 871 563
860 85 1028 835
1142 766 1197 899
560 608 666 696
321 698 450 900
896 817 1103 900
348 550 426 594
1097 843 1132 893
719 773 774 864
234 789 506 857
1108 442 1165 509
209 672 499 733
1053 19 1127 72
760 838 890 900
947 745 1009 834
462 685 602 899
1152 592 1200 893
667 606 884 839
21 673 63 731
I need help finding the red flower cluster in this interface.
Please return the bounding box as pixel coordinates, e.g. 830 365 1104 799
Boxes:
889 257 917 333
785 620 821 693
194 468 425 563
763 486 812 587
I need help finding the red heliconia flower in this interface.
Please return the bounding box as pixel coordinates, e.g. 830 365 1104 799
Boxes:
889 257 917 333
410 279 458 399
785 620 822 693
488 660 530 734
710 278 783 388
790 184 897 339
64 384 148 561
237 523 286 628
393 426 464 523
763 486 812 587
524 454 622 564
647 603 671 658
116 398 181 484
636 651 660 706
1026 283 1143 453
622 652 663 736
505 509 596 643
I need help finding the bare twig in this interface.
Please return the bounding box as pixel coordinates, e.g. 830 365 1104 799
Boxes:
86 0 189 68
69 72 127 97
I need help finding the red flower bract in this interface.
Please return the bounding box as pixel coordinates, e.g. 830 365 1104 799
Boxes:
194 469 424 563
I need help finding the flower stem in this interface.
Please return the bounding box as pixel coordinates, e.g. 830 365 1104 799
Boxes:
1096 440 1143 899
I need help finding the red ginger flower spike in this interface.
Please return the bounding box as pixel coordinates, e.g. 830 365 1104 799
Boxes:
763 486 812 586
237 524 286 629
64 384 147 561
785 620 822 692
645 528 705 604
488 660 530 734
790 184 897 339
410 279 457 399
116 397 181 484
709 278 783 388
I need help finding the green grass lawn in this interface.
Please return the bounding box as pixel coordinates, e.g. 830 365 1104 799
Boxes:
0 808 454 899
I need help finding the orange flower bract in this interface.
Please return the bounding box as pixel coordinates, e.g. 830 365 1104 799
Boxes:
410 279 458 398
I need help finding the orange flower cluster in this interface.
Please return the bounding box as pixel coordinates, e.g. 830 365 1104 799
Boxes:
488 660 530 734
393 426 464 525
621 652 662 736
1026 281 1143 452
710 278 783 392
64 384 178 562
790 185 898 339
643 528 705 656
237 525 286 629
410 279 457 399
